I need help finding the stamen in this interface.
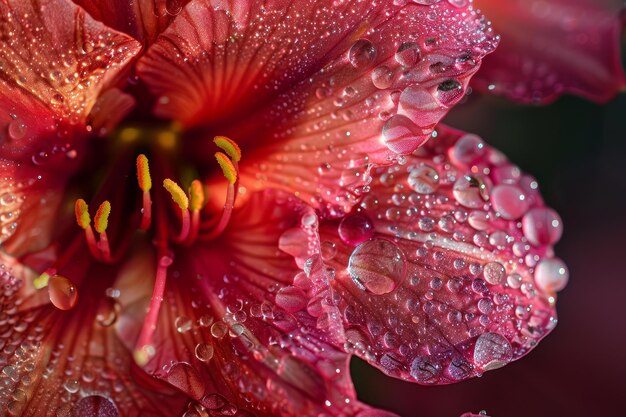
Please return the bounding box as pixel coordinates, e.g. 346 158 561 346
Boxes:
95 201 112 261
134 252 172 366
34 272 51 289
214 136 242 162
163 179 189 210
186 180 204 244
200 180 235 241
215 152 238 185
189 180 205 211
163 179 190 242
74 198 91 230
136 154 153 230
94 201 111 234
74 199 101 260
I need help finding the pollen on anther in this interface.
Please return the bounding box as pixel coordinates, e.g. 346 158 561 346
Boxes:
94 201 111 234
189 180 205 211
215 152 238 184
75 199 91 229
136 154 152 191
163 179 189 210
214 136 241 162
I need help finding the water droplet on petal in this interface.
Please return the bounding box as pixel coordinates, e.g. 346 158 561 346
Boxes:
522 207 563 246
175 316 193 333
436 79 463 105
165 0 183 15
96 297 119 327
534 258 568 292
348 39 377 69
450 134 485 166
8 119 27 140
338 213 374 246
275 286 307 313
48 275 78 310
395 42 421 67
194 343 214 362
453 175 490 208
71 395 119 417
382 114 428 154
483 262 505 285
491 185 529 220
410 356 442 383
473 332 513 371
371 66 393 89
166 362 205 400
408 165 439 194
348 239 406 295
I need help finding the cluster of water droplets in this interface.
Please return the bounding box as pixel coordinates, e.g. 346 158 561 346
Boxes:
0 2 139 122
309 129 565 384
251 0 497 217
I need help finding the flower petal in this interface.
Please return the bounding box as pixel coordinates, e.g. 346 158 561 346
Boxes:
0 0 141 253
0 251 188 416
316 126 564 385
122 190 395 416
473 0 625 103
138 0 496 213
73 0 191 43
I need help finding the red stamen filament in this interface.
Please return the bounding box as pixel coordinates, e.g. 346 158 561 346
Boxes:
97 231 112 262
140 191 152 230
200 182 235 241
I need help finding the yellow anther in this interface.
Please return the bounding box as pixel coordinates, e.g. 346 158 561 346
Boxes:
214 136 241 162
75 199 91 230
120 127 141 143
189 180 205 211
34 272 50 289
94 201 111 234
163 179 189 210
215 152 238 184
136 154 152 191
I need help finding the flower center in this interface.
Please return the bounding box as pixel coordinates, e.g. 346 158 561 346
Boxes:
34 124 243 365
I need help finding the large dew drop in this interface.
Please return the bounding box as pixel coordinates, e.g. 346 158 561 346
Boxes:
522 207 563 246
348 39 377 69
338 213 375 246
166 362 205 400
473 332 513 371
382 114 428 154
48 275 78 310
348 239 406 295
534 258 569 292
71 395 119 417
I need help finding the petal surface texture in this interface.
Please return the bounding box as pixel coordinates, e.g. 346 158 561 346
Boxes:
73 0 192 43
473 0 625 103
0 251 189 416
137 0 497 214
0 0 141 254
317 126 565 384
123 190 399 416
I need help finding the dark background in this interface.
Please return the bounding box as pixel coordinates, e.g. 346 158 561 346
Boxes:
350 88 626 417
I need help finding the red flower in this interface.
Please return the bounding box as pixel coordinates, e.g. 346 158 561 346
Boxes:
1 0 620 416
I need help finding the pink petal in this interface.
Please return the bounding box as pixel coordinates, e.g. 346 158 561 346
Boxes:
138 0 496 214
74 0 191 43
0 251 188 416
137 1 496 147
121 190 396 416
473 0 626 103
316 126 565 384
0 0 141 254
